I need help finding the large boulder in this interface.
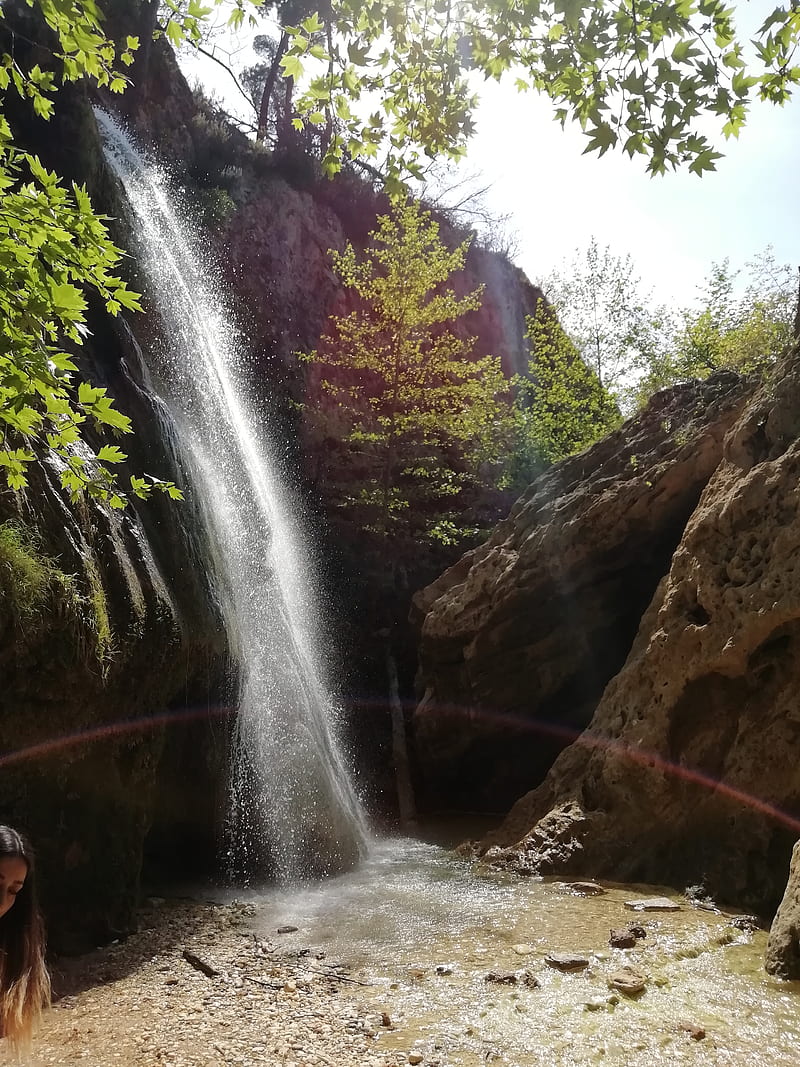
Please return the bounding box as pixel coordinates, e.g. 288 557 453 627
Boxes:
766 840 800 979
476 346 800 915
411 372 751 812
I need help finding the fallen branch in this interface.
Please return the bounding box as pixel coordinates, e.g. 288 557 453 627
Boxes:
182 949 220 978
310 966 372 987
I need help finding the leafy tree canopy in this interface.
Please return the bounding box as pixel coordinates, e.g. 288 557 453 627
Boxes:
541 237 660 399
631 249 796 403
0 0 261 505
280 0 800 186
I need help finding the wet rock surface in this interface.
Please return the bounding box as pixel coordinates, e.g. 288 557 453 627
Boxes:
412 372 751 812
625 897 681 912
766 839 800 979
607 965 647 996
609 923 647 949
544 953 590 972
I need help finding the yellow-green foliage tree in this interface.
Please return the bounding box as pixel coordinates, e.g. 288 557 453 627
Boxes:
510 302 621 481
304 201 510 551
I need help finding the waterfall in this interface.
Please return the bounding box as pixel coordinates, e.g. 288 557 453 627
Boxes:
96 110 370 882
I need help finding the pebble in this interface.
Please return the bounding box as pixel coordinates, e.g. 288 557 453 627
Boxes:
679 1022 707 1041
512 944 534 955
407 1053 424 1065
607 966 647 996
545 953 590 971
609 923 647 949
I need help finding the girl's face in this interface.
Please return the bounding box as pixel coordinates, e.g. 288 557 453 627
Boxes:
0 857 28 919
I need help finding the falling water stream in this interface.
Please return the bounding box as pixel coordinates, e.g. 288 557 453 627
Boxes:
97 110 370 881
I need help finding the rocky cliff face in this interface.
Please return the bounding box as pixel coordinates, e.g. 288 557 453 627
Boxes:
766 839 800 979
412 372 751 813
0 330 227 950
432 348 800 919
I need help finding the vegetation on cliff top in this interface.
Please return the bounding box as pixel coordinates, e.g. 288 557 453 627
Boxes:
544 242 796 412
304 201 621 556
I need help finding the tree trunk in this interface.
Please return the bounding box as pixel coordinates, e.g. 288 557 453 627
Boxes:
257 31 289 143
132 0 160 100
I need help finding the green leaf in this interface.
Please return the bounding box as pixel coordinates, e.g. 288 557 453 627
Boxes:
280 53 304 80
97 444 126 463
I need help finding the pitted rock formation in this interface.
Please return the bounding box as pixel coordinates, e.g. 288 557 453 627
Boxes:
475 347 800 914
412 372 751 812
766 840 800 979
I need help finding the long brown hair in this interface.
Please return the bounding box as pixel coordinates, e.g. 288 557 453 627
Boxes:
0 826 50 1047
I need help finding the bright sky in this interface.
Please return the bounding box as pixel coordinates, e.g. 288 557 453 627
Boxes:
181 0 800 309
469 81 800 306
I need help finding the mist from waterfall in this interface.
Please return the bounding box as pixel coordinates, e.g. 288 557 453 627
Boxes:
97 110 370 882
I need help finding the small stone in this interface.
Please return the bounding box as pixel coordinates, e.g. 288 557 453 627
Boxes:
484 971 518 984
435 964 453 975
512 943 534 955
609 929 637 949
276 925 298 934
567 881 606 896
584 998 606 1012
624 897 680 912
407 1053 424 1065
521 971 540 988
381 1012 393 1028
283 980 297 993
607 966 647 996
609 923 647 948
545 953 590 971
679 1022 706 1041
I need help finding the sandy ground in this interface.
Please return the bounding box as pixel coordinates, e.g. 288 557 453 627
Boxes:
1 898 414 1067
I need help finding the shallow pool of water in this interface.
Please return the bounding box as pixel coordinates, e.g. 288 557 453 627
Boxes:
247 837 799 1066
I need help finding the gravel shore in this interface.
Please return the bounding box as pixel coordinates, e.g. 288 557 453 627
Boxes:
2 898 414 1067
